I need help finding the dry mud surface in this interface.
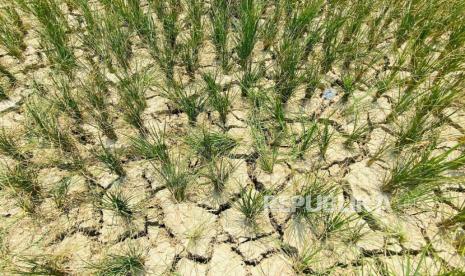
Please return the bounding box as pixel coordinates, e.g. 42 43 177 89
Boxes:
1 1 465 275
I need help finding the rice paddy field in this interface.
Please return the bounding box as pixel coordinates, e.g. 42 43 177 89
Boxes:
0 0 465 275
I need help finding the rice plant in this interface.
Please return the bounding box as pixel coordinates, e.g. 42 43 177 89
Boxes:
117 69 151 133
210 0 232 71
129 124 168 162
292 176 339 223
100 190 137 222
181 0 204 77
0 7 26 59
203 73 233 127
26 100 77 153
50 74 82 122
235 187 265 225
90 247 145 276
383 142 465 193
261 0 281 51
235 0 261 69
29 0 76 74
95 139 126 178
343 116 370 149
186 129 237 162
50 176 71 210
0 128 27 161
161 83 207 125
274 38 303 103
0 163 39 197
81 68 117 140
250 117 279 173
318 119 334 159
201 157 239 193
154 155 194 202
102 12 132 71
8 255 70 276
292 118 318 160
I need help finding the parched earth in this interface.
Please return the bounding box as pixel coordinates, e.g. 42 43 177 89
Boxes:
1 1 465 275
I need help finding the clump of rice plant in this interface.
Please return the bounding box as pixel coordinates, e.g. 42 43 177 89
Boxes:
343 115 370 149
130 124 168 162
261 0 281 51
201 157 239 193
181 0 204 77
26 100 77 153
318 119 334 159
0 7 26 59
81 68 117 140
210 0 232 71
161 83 207 125
0 164 39 197
292 118 318 160
235 187 265 225
439 208 465 229
154 0 181 81
50 74 82 123
95 139 126 178
383 142 465 197
203 73 233 127
154 155 195 202
236 0 261 69
100 190 137 222
0 128 27 161
117 69 151 133
8 254 70 275
186 129 237 162
29 0 76 74
250 117 279 173
50 176 71 210
320 5 346 74
90 247 145 276
292 176 339 223
102 12 133 71
274 38 303 103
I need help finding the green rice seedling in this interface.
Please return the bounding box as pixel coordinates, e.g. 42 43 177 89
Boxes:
102 12 132 71
250 118 279 173
290 244 321 275
100 190 136 222
318 119 334 160
313 204 359 240
265 95 287 132
439 208 465 229
240 62 264 96
202 157 239 193
186 129 237 162
303 62 321 99
154 0 181 80
343 116 370 149
90 247 145 276
51 74 82 122
8 255 70 276
26 101 76 153
50 176 71 210
283 0 322 41
181 0 204 77
154 155 194 202
235 0 261 69
235 187 265 225
29 0 76 75
161 83 207 125
292 176 339 223
0 164 39 197
0 7 26 59
95 139 126 178
81 69 117 140
129 124 168 162
203 73 233 127
0 128 27 161
339 73 356 103
320 4 346 74
261 0 281 51
292 118 318 160
274 38 303 103
383 143 465 193
390 181 440 212
210 0 232 71
117 69 151 133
